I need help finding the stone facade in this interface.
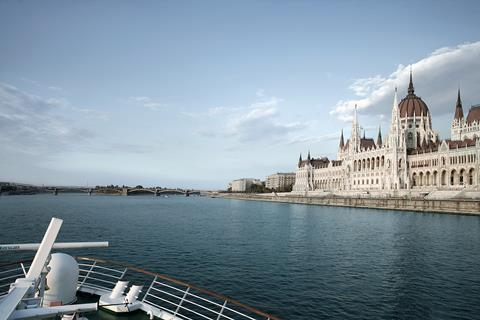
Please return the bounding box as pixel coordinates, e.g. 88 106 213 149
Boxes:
265 173 296 190
293 73 480 193
230 178 262 192
451 90 480 140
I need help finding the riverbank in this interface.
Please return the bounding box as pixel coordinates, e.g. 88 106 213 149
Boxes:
216 193 480 216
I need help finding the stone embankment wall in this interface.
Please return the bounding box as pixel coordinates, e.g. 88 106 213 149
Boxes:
218 193 480 216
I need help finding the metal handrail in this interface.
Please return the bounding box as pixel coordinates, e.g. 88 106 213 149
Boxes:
150 284 236 319
0 267 23 276
78 269 122 280
78 263 124 274
76 256 280 319
143 299 195 320
79 275 117 286
0 257 280 320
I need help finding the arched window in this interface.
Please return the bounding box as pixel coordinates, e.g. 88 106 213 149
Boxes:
441 170 447 186
451 170 456 185
408 132 413 145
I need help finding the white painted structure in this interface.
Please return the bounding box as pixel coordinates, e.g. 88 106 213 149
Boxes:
265 173 296 190
229 178 262 192
43 253 79 306
293 73 480 193
0 218 279 320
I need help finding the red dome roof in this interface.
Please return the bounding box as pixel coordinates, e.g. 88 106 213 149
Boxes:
399 95 429 118
466 106 480 124
398 72 430 118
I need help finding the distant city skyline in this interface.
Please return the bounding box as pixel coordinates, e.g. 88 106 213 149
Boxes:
1 0 480 189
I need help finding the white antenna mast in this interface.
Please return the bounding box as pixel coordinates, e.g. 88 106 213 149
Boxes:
0 217 104 320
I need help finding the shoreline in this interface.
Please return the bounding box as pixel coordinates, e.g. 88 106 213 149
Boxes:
216 193 480 216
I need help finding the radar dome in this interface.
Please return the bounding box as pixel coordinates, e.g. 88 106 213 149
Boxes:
43 253 79 306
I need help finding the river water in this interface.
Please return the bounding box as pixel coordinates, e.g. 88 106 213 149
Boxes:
0 194 479 319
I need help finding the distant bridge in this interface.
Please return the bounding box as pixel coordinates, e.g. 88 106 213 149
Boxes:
121 188 201 196
45 187 201 196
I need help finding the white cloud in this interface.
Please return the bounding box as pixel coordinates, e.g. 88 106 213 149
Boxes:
20 77 41 87
128 96 165 110
256 89 266 97
196 92 302 142
287 131 340 145
21 78 64 92
330 42 480 124
48 86 63 91
0 83 92 155
222 94 303 142
349 75 386 97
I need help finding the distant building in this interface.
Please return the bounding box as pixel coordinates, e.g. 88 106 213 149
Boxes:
230 178 262 192
293 72 480 192
265 173 296 190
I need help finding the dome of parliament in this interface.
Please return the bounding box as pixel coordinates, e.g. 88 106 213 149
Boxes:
398 73 430 118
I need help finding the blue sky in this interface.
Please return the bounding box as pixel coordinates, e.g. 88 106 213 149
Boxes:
1 0 480 189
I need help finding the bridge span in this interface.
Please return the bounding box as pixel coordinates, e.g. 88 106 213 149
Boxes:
44 187 201 196
121 188 200 196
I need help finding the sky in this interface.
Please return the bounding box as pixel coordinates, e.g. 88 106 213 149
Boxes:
1 0 480 189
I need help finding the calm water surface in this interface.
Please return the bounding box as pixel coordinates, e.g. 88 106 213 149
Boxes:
0 194 479 319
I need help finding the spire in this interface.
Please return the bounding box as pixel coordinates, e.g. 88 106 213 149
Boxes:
394 87 398 108
350 104 360 153
339 129 344 148
354 104 358 124
391 87 399 119
377 126 382 147
389 88 401 147
454 88 464 120
408 67 415 95
298 153 302 162
307 150 311 161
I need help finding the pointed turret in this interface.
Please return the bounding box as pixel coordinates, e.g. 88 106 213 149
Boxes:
298 153 302 167
408 67 415 95
350 104 361 153
354 104 358 123
389 87 401 148
339 129 344 149
394 87 399 109
454 88 464 120
376 126 382 147
307 150 311 161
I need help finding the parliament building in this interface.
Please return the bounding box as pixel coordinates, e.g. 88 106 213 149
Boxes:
293 72 480 193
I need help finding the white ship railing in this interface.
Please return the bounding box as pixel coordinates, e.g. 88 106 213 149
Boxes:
0 257 279 320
